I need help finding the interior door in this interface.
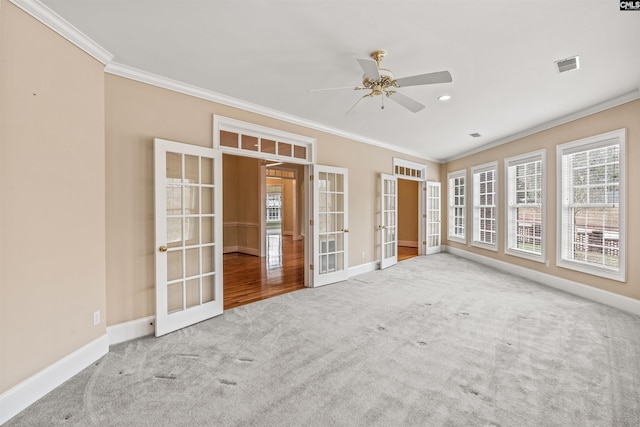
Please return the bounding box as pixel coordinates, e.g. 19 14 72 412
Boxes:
312 165 349 287
426 181 442 254
380 174 398 269
154 138 223 337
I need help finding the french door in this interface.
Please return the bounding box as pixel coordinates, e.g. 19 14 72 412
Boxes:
426 181 442 254
380 174 398 269
311 165 349 287
154 139 223 337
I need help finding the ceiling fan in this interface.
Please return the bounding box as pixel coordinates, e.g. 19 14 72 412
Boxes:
310 50 453 114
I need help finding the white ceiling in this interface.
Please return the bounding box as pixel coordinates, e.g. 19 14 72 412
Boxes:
40 0 640 162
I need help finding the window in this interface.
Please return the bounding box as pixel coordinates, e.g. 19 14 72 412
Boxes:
557 129 625 281
472 162 498 250
266 190 282 222
505 150 545 261
447 170 466 243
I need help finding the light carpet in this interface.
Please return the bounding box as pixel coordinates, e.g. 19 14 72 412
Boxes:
6 253 640 426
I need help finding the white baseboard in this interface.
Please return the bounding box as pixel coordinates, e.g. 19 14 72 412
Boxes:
444 246 640 316
0 334 109 425
107 315 155 346
398 240 419 248
348 261 380 278
223 246 260 256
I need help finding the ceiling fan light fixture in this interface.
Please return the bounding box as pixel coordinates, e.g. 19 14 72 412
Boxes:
438 94 452 101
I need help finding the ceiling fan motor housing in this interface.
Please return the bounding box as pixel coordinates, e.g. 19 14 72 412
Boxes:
363 69 396 96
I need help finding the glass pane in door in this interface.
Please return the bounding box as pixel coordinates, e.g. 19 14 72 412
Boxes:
164 150 217 316
155 138 222 337
317 172 345 276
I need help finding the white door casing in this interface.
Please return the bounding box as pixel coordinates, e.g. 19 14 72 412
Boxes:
380 173 398 269
311 165 349 287
154 139 223 337
426 181 442 254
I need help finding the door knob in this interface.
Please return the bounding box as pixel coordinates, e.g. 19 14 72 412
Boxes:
342 229 350 233
159 245 168 252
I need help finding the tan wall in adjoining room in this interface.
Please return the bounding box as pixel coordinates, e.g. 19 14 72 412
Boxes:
223 155 260 252
0 0 107 393
223 155 239 248
398 179 419 246
105 73 439 326
441 99 640 300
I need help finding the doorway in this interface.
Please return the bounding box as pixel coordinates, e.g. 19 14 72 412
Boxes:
397 178 420 262
222 154 305 309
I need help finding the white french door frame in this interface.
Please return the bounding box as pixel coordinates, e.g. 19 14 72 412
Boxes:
380 173 398 269
426 181 442 254
419 181 427 256
308 165 349 287
154 138 223 337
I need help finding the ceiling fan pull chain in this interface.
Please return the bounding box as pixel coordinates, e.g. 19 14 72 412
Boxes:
381 95 385 110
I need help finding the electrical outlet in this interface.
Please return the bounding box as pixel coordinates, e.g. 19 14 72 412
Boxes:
545 260 550 268
93 310 100 326
361 251 365 259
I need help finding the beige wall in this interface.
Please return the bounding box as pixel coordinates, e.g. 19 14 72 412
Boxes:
0 0 107 392
398 179 419 245
441 99 640 300
223 155 260 252
105 73 439 326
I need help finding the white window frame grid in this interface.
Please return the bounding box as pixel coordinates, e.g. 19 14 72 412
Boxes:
471 161 498 251
556 129 626 282
266 192 282 222
447 169 466 243
505 150 546 262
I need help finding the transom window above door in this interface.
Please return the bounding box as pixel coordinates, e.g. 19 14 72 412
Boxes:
214 116 315 164
393 158 427 181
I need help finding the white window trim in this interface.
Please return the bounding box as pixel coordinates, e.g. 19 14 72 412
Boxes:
504 149 546 263
471 161 498 251
447 169 466 244
556 128 626 282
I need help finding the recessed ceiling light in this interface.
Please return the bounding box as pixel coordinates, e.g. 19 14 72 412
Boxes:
438 94 452 101
469 133 482 138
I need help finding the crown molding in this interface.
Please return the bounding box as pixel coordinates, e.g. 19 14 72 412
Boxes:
9 0 113 64
443 89 640 163
104 62 436 163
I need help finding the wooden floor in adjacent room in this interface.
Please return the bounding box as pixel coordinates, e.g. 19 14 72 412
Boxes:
398 245 419 262
224 235 305 310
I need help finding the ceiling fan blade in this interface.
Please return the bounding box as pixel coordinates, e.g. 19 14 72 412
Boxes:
307 86 359 93
356 58 380 80
395 70 452 87
388 92 425 113
345 94 370 115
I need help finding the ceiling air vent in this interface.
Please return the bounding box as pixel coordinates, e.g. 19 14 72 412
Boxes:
555 55 580 73
469 133 482 138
